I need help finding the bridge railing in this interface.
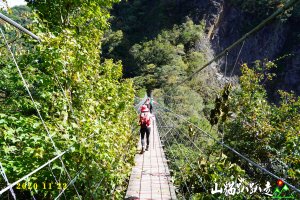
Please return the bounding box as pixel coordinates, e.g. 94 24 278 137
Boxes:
154 102 300 199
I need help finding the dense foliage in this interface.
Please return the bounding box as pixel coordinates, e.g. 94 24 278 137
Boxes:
1 0 300 199
111 10 300 199
131 20 204 90
135 20 250 199
154 62 300 199
0 1 137 199
224 62 300 189
155 105 254 199
128 20 221 105
102 0 202 77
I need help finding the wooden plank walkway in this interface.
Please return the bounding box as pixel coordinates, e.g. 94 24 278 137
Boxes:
125 115 177 200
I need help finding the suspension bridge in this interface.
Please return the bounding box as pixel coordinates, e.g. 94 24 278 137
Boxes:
125 111 176 200
1 0 300 199
124 101 300 199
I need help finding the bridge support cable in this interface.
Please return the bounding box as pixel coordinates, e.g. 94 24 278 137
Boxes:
0 30 22 49
156 103 300 195
229 40 246 78
0 13 41 41
0 151 67 195
221 40 245 83
0 27 82 199
125 104 176 199
134 95 148 111
91 130 137 197
26 176 38 200
156 106 254 199
0 162 16 200
176 0 300 88
152 116 177 200
111 129 140 195
156 109 208 157
155 109 208 192
92 142 134 195
91 102 143 198
48 163 68 200
155 111 189 199
54 167 86 200
156 108 207 156
155 111 182 197
156 109 207 196
157 106 250 200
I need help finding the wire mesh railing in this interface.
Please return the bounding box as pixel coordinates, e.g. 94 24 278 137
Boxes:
0 13 141 200
154 103 300 199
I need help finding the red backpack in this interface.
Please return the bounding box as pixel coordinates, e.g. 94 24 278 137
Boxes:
140 113 151 127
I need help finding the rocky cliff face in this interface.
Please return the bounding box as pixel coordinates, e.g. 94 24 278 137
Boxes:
283 45 300 95
187 0 300 96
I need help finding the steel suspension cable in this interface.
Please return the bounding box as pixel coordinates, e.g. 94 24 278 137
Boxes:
155 107 206 155
156 107 251 199
153 119 163 200
48 163 67 200
154 116 177 199
134 95 148 111
155 109 207 192
54 167 86 200
0 151 66 195
0 27 82 199
155 111 189 199
0 162 16 200
229 40 246 78
0 31 22 49
0 13 40 41
26 176 38 200
156 103 300 194
223 51 228 80
167 0 300 92
109 129 139 197
156 111 195 198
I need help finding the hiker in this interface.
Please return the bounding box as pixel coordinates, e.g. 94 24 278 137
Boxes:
145 97 156 114
139 105 151 153
144 98 151 111
149 97 156 113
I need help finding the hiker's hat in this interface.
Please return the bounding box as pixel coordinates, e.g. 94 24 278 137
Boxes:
141 105 149 112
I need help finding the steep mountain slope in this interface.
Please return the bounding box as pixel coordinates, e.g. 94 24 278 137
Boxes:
202 0 300 97
108 0 300 97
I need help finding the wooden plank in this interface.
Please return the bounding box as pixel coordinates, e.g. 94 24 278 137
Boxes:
125 115 177 200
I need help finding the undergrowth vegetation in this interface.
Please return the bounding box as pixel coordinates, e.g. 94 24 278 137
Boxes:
1 0 299 199
114 10 300 199
0 1 137 199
